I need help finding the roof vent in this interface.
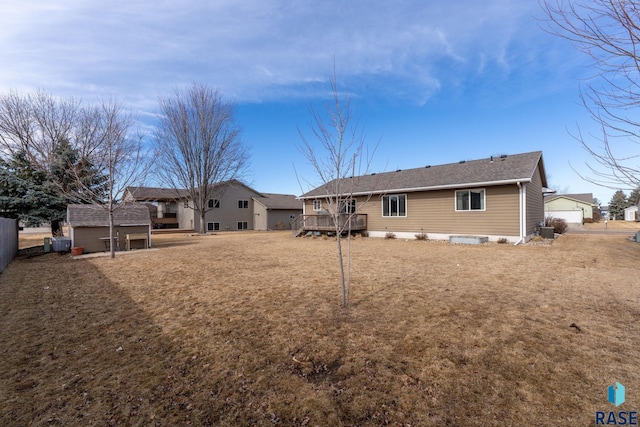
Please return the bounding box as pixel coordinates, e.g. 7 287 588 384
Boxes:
425 165 431 168
500 154 507 158
371 172 376 176
396 169 402 172
490 156 494 163
459 160 466 164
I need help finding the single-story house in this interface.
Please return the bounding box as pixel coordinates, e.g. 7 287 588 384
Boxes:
253 194 303 230
67 204 152 253
544 193 596 224
124 180 302 232
624 205 639 221
297 151 550 243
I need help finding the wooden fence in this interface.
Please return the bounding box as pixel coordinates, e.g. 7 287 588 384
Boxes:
0 218 18 273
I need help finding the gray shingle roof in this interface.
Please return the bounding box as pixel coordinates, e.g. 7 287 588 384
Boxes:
125 186 190 201
67 204 151 227
300 151 545 198
253 194 303 210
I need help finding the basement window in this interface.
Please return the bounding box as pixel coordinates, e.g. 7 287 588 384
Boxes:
237 221 248 230
455 189 485 211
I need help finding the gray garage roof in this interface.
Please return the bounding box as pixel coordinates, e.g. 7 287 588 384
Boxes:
300 151 546 199
253 194 303 210
67 204 151 227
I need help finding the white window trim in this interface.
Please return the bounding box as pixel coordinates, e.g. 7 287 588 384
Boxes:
381 194 407 217
454 188 486 212
238 199 249 209
313 200 322 212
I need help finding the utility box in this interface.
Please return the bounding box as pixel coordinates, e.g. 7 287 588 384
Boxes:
51 237 71 252
540 227 555 239
636 231 640 243
44 237 51 253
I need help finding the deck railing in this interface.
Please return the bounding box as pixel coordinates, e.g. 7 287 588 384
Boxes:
291 214 368 236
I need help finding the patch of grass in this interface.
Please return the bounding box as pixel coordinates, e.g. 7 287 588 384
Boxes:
414 232 428 241
2 232 640 426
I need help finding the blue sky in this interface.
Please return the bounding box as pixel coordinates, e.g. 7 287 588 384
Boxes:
0 0 620 203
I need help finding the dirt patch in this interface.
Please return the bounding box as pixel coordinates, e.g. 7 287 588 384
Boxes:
1 231 639 426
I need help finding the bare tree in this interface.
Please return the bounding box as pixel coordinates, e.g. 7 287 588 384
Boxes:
0 90 82 169
541 0 640 191
154 83 249 234
62 99 151 258
0 91 150 239
297 72 378 307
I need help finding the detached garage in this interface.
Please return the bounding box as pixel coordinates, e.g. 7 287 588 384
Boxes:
544 193 596 224
67 204 151 253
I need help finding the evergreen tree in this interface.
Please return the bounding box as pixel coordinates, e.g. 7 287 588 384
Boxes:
0 141 107 234
0 150 65 229
628 188 640 206
608 190 630 220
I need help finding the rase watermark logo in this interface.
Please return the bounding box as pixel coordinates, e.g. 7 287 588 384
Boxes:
596 382 637 425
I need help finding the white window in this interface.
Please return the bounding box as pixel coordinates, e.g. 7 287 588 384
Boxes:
313 200 322 212
382 194 407 217
208 199 220 208
237 221 248 230
237 200 248 209
455 189 485 211
207 222 220 231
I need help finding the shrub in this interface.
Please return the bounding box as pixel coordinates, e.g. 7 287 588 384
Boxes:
497 237 508 244
545 216 569 234
415 232 428 241
360 231 369 238
385 232 396 239
583 218 593 224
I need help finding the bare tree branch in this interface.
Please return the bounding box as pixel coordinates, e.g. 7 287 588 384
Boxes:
297 68 379 307
154 83 249 234
541 0 640 190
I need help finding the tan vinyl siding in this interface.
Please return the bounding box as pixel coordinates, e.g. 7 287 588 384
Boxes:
72 225 149 253
526 166 544 235
356 185 519 236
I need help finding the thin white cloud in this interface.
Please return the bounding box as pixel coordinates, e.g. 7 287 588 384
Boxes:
0 0 570 107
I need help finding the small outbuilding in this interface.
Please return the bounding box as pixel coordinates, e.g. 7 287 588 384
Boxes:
67 204 152 253
252 194 303 230
624 205 638 221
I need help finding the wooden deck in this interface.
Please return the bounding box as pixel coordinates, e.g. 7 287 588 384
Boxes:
291 214 368 236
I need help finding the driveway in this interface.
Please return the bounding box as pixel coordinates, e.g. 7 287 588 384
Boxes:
566 223 640 236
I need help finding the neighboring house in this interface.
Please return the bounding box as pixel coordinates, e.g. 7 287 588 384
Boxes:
544 193 596 224
297 151 550 243
124 180 302 232
253 194 303 230
624 205 639 221
600 205 610 220
123 186 190 229
67 204 152 253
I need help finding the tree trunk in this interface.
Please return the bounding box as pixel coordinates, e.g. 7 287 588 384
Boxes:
50 219 62 236
109 208 115 259
336 233 347 307
199 211 206 234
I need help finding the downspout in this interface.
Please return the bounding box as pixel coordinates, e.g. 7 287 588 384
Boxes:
515 182 524 245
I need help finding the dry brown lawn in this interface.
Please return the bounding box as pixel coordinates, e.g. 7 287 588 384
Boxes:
1 230 639 426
